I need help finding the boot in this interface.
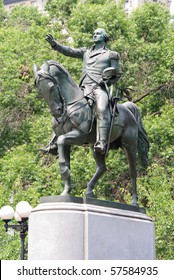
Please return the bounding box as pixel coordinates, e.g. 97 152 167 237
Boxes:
94 126 108 154
39 132 58 155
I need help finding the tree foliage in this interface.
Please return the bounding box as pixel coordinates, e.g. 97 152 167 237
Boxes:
0 1 174 259
132 2 170 43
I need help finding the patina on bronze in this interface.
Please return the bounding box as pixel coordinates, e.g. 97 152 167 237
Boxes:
45 28 121 154
34 57 149 206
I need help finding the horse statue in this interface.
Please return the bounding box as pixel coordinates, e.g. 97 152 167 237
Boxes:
34 60 149 206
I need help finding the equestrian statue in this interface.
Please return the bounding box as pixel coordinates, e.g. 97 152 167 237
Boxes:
34 28 149 206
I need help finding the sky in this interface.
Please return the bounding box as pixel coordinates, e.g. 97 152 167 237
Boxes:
170 0 174 15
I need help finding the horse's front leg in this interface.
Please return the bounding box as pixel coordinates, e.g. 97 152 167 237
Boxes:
57 130 82 196
57 141 71 195
86 149 106 198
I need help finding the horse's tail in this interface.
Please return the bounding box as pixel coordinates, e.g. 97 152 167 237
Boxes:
124 101 150 168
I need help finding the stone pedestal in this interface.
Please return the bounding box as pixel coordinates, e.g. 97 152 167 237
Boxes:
28 196 155 260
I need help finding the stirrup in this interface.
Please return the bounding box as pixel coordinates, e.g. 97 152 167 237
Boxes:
39 144 58 155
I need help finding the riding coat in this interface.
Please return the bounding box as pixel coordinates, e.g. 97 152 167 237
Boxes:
51 41 121 147
52 42 120 91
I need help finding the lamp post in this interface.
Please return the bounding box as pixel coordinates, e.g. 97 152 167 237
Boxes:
0 201 32 260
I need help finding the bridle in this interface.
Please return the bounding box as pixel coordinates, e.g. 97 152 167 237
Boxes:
35 69 67 125
35 69 60 89
34 64 92 129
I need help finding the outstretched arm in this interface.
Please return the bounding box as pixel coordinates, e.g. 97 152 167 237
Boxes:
45 34 86 59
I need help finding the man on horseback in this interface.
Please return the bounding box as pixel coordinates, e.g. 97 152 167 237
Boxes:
45 28 121 154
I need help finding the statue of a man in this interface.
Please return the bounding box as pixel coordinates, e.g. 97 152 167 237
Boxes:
45 28 121 154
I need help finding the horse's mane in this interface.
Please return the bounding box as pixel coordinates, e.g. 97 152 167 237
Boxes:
47 60 78 88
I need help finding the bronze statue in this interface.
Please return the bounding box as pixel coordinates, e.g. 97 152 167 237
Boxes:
45 28 121 154
34 57 149 206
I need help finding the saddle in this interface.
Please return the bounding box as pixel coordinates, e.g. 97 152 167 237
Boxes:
67 98 94 134
67 96 122 134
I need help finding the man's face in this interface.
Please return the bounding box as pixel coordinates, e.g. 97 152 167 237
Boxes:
93 29 105 44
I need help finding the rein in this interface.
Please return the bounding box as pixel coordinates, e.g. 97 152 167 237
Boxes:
35 65 88 109
35 70 59 88
35 62 95 134
35 69 67 124
35 63 95 132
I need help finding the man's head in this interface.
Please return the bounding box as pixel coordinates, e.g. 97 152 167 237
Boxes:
93 28 109 44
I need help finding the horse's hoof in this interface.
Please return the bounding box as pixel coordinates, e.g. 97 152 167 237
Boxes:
60 191 70 196
85 191 94 199
131 201 139 207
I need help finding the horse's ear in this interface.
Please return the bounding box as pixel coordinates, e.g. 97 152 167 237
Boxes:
33 64 38 79
44 61 50 73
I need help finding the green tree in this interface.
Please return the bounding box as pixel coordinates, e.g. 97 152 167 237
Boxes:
46 0 78 20
0 0 6 23
132 2 170 43
0 2 174 260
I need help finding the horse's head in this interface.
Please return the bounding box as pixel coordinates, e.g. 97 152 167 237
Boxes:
34 61 63 119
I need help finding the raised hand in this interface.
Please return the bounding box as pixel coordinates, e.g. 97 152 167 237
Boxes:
45 34 56 47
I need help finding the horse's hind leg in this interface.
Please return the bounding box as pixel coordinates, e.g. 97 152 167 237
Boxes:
124 142 138 206
86 149 106 198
